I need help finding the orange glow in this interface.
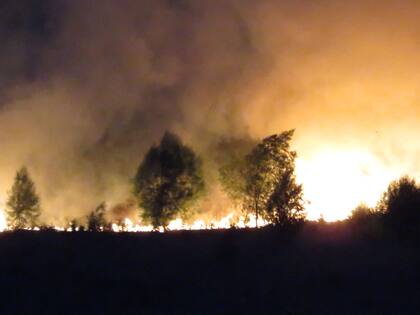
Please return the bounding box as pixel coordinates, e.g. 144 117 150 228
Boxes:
0 211 269 233
0 209 7 232
296 149 400 221
110 213 269 232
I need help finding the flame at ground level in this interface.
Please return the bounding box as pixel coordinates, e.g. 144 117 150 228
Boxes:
0 212 269 233
111 214 269 233
0 147 414 229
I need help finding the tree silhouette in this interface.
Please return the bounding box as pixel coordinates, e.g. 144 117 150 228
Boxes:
133 132 205 229
219 130 305 227
218 138 257 206
349 204 376 223
87 202 108 232
266 168 305 226
6 167 41 229
377 176 420 236
347 203 385 237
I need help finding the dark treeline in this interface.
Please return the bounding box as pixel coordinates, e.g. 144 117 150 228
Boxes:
348 176 420 240
3 130 420 239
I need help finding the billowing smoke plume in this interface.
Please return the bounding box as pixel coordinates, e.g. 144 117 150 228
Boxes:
0 0 419 223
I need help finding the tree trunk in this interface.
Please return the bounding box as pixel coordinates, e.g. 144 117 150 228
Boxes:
255 200 259 228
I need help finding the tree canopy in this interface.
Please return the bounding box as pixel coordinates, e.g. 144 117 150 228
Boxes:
377 176 420 235
6 167 41 229
219 130 305 227
349 204 377 223
218 137 257 204
133 132 205 229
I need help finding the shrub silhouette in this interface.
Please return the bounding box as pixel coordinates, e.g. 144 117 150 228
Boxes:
348 204 384 238
349 204 377 223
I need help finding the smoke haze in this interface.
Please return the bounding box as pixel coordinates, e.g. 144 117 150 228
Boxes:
0 0 419 223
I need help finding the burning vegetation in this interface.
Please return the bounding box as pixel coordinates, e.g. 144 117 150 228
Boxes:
0 0 419 234
0 130 300 232
0 129 419 236
1 2 420 314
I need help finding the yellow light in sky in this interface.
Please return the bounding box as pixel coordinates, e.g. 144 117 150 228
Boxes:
0 208 7 232
296 149 399 222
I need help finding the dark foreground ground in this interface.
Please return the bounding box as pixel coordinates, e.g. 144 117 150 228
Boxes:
0 224 419 315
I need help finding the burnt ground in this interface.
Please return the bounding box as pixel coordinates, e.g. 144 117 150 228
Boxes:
0 224 419 315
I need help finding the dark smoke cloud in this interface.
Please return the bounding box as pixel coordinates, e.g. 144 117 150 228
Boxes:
0 0 419 223
0 0 258 222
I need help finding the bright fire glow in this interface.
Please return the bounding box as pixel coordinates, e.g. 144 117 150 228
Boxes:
110 213 268 233
0 147 409 229
0 211 268 233
296 149 400 222
0 208 7 232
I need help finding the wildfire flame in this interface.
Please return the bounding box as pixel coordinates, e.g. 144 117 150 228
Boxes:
110 213 268 233
0 210 269 233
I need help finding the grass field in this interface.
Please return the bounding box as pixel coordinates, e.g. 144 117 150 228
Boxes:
0 225 419 314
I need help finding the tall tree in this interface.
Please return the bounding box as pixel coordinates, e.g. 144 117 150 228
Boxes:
133 132 205 229
219 130 305 227
6 167 41 229
377 176 420 236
